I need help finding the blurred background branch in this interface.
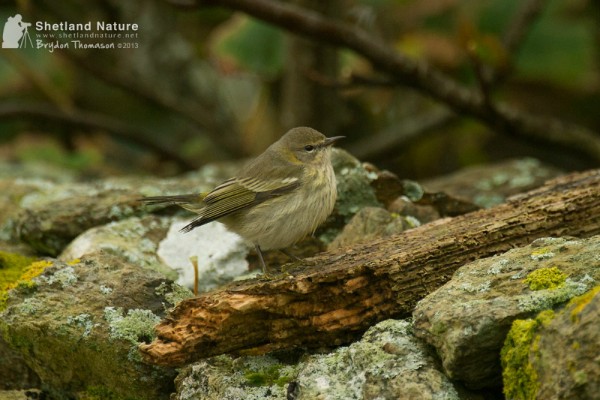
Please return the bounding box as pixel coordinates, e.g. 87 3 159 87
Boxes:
193 0 600 164
0 0 598 178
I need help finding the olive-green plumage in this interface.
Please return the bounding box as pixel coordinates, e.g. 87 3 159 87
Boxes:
142 127 343 273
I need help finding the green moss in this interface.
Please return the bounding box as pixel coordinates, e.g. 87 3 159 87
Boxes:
568 285 600 323
501 310 555 400
79 384 142 400
244 364 293 387
80 385 123 400
524 267 567 291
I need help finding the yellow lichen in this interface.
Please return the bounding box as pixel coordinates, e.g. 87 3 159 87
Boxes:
524 267 567 291
529 247 554 260
501 310 555 400
569 285 600 323
0 257 53 311
67 258 81 265
19 260 53 282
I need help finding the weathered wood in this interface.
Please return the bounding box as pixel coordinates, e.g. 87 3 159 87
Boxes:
140 170 600 366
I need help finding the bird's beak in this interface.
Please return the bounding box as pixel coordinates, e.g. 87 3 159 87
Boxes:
323 136 345 147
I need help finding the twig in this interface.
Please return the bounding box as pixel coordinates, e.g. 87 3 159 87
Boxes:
0 102 196 170
465 41 496 113
189 0 600 162
306 70 397 89
503 0 546 55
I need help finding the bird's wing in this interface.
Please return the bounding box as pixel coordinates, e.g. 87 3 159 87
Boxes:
180 176 300 232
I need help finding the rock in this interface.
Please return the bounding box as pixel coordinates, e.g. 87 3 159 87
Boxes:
15 179 156 256
366 167 404 207
502 286 600 399
318 149 382 244
60 215 178 281
413 236 600 388
0 252 193 399
12 160 240 257
0 248 42 391
388 197 441 224
172 319 476 400
156 219 249 291
0 178 53 243
173 354 298 400
294 319 466 400
328 207 414 250
422 158 562 208
0 389 45 400
60 208 250 292
0 334 41 391
0 162 76 183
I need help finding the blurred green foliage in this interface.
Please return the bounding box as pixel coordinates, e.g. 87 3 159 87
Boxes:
0 0 598 179
215 17 284 78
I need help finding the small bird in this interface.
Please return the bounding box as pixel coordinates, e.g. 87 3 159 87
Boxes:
141 127 344 274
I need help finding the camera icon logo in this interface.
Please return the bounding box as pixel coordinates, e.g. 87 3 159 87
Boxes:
2 14 33 48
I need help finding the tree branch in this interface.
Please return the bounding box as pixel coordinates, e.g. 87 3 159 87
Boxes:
503 0 546 55
63 52 242 158
188 0 600 162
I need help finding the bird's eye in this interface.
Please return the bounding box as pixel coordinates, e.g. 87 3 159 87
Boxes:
304 145 315 152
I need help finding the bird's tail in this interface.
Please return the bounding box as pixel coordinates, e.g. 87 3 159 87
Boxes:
139 193 208 230
139 193 202 206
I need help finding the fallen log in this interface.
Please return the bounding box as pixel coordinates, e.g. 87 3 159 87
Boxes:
140 169 600 366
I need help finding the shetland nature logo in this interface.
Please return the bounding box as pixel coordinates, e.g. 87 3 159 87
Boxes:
2 13 33 48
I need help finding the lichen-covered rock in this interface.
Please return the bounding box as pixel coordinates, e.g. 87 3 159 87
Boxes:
0 252 193 399
62 213 251 293
0 249 42 390
0 178 53 243
0 389 44 399
60 215 178 281
0 334 40 391
294 319 464 400
173 354 298 400
422 158 562 208
157 219 249 291
327 207 415 250
13 161 239 257
318 149 382 244
388 196 441 224
502 286 600 399
172 319 472 400
15 180 152 256
413 236 600 388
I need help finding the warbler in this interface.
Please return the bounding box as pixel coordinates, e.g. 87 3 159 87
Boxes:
142 127 343 273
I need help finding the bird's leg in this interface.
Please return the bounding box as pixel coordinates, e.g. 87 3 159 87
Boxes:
255 244 269 275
